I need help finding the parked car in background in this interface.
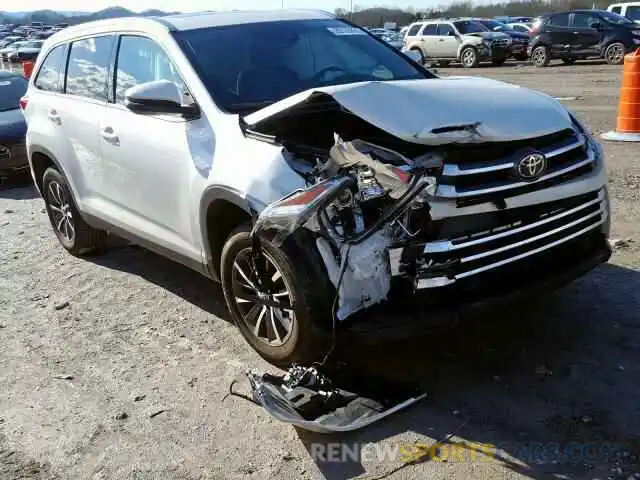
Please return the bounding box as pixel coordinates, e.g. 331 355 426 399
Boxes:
9 40 44 63
475 18 531 60
607 2 640 23
0 40 28 62
0 36 25 49
404 18 512 67
528 9 640 66
507 22 534 33
382 31 404 49
494 16 533 23
0 72 28 178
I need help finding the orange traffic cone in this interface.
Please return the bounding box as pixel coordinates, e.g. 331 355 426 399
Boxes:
22 61 34 80
602 48 640 142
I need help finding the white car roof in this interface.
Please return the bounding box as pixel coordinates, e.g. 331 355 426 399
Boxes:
47 9 335 45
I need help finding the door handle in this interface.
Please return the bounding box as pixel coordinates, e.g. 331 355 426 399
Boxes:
438 38 445 42
101 127 119 144
573 31 580 34
47 110 61 124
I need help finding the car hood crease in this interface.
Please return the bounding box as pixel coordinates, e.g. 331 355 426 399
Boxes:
244 77 574 146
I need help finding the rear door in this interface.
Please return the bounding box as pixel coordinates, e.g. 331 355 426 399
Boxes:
51 35 115 206
434 23 460 58
546 13 573 55
570 12 602 55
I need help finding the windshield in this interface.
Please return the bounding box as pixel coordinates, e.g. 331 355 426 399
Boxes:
599 10 634 24
173 19 430 114
0 75 27 112
479 20 512 31
453 20 490 34
627 6 640 20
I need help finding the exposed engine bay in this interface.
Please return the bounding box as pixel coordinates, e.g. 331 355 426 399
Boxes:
251 132 444 320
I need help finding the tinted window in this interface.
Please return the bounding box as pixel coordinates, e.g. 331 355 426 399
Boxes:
611 6 622 14
66 35 115 101
549 13 570 26
628 6 640 20
406 24 421 36
573 12 600 28
174 19 430 114
436 24 454 35
114 36 184 104
0 74 27 111
34 45 66 92
422 24 438 35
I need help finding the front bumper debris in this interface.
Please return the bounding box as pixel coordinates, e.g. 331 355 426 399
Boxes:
241 365 426 433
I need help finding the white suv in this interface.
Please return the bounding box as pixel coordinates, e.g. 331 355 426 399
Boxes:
22 10 611 367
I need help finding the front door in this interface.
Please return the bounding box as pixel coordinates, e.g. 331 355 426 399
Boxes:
98 34 203 261
434 23 460 58
570 12 602 55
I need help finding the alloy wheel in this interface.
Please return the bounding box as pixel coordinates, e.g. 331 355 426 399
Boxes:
231 248 295 347
606 43 624 65
46 180 75 243
461 48 476 67
532 47 547 66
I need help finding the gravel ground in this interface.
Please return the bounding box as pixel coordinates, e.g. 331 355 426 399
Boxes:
1 60 640 480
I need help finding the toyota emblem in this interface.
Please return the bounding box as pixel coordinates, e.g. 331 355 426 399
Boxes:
516 152 547 181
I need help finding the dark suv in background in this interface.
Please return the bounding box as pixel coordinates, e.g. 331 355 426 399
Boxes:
475 18 531 60
528 9 640 66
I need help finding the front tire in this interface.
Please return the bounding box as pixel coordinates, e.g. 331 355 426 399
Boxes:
531 45 550 67
42 167 106 256
220 225 332 367
460 46 479 68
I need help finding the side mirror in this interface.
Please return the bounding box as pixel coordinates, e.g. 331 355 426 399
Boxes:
124 80 199 118
589 21 601 30
448 30 457 36
404 49 423 63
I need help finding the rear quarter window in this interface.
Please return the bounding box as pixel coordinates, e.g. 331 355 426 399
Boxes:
406 24 422 37
549 13 570 27
34 45 67 92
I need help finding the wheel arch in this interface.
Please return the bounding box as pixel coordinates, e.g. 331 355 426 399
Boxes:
29 146 69 196
200 186 260 281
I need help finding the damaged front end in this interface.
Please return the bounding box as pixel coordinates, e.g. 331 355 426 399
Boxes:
251 134 443 321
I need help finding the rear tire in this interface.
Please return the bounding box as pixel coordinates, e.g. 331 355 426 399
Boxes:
531 45 550 67
460 47 479 68
220 225 333 367
42 167 106 256
604 42 625 65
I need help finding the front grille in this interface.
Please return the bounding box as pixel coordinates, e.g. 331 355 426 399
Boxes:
491 38 511 47
435 129 596 207
412 189 607 286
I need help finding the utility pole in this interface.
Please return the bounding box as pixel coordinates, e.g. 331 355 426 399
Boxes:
349 0 354 21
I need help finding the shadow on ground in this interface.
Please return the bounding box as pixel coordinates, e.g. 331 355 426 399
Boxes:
296 263 640 480
0 180 40 200
90 240 231 322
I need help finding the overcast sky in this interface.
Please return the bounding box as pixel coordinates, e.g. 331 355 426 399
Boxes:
1 0 451 13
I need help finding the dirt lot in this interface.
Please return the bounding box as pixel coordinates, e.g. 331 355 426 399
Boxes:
1 60 640 480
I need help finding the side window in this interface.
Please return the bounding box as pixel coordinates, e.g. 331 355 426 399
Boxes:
66 35 115 101
573 13 599 28
437 24 455 36
34 44 66 92
610 6 622 14
421 24 438 36
549 13 569 27
114 36 184 105
627 6 640 20
406 24 421 37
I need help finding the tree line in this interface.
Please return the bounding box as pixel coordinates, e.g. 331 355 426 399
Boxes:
335 0 610 27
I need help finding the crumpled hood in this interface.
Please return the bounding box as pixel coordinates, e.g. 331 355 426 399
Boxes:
244 77 573 145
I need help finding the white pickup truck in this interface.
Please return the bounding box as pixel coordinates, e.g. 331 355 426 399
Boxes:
607 2 640 23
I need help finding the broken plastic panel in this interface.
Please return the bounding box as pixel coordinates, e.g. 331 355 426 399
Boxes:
245 366 426 433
